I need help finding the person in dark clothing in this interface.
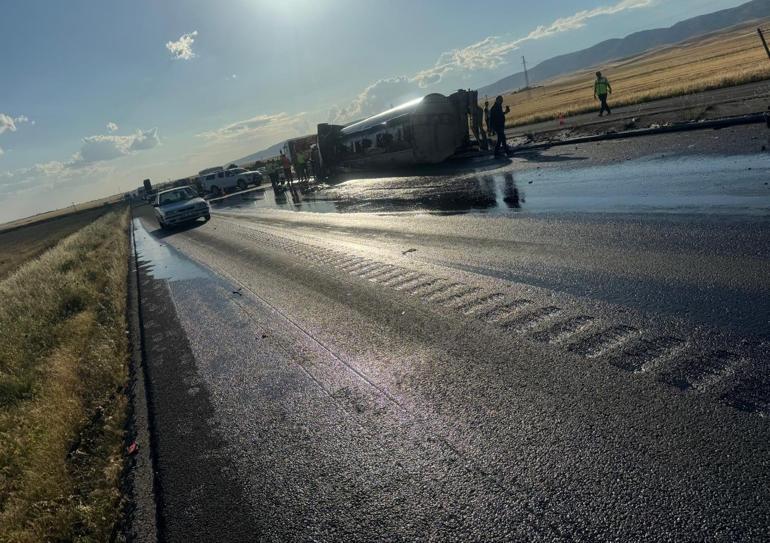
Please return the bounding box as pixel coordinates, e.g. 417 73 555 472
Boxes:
280 151 293 184
489 95 510 156
594 71 612 117
268 159 280 187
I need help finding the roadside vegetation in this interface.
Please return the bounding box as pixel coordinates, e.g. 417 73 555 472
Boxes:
0 209 130 542
501 20 770 127
0 206 116 281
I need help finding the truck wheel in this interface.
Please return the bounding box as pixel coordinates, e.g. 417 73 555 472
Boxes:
237 180 247 191
210 185 221 196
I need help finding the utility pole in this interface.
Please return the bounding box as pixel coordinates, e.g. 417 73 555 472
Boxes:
759 28 770 61
522 56 530 89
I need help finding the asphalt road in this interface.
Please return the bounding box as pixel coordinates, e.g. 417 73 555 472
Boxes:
132 129 770 542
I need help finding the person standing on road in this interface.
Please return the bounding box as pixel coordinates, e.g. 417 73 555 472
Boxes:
280 151 293 184
268 159 280 187
594 71 612 117
489 95 510 157
296 150 307 182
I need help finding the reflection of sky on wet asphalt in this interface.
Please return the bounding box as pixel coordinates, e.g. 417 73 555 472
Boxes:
211 154 770 217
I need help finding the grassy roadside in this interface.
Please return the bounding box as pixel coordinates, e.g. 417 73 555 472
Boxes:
0 209 130 542
0 206 116 282
501 20 770 128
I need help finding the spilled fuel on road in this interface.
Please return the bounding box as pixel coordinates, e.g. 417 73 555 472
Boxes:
210 153 770 217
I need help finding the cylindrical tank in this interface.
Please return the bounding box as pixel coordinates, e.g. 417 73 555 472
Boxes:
410 93 465 163
330 93 466 172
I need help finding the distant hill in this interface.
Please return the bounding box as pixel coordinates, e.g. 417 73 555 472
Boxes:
232 140 286 166
480 0 770 97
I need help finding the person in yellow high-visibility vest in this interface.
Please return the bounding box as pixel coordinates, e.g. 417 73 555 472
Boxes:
594 71 612 117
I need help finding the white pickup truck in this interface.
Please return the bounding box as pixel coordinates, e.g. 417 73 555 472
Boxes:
197 167 262 196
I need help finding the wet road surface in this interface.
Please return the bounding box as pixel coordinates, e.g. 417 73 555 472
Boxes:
133 131 770 541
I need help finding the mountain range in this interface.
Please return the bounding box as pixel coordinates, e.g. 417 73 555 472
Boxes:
479 0 770 97
233 140 286 166
235 0 770 164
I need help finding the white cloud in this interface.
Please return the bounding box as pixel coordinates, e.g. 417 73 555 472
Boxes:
326 0 654 124
77 128 161 163
0 129 161 199
198 112 310 142
413 0 654 86
106 121 119 132
0 147 4 156
0 158 107 197
328 76 422 124
166 31 198 60
0 113 30 135
525 0 655 40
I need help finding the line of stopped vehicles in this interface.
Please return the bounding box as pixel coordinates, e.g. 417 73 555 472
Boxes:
145 89 492 230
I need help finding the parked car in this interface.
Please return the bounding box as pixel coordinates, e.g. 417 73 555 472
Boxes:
153 186 210 229
198 168 261 196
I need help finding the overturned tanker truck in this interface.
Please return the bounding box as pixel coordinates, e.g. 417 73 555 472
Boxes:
316 89 488 176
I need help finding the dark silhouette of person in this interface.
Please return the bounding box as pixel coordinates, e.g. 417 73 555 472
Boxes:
483 100 491 134
280 151 293 183
594 71 612 117
489 96 510 157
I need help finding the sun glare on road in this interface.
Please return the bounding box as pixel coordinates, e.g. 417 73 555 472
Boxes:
3 0 770 541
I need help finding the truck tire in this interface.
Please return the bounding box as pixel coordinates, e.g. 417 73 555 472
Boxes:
237 179 247 191
210 185 221 196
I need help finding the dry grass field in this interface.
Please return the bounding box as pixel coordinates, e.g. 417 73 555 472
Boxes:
0 210 130 542
0 205 121 281
502 19 770 127
0 194 125 234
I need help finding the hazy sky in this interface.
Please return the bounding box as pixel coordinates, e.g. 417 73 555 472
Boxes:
0 0 748 221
